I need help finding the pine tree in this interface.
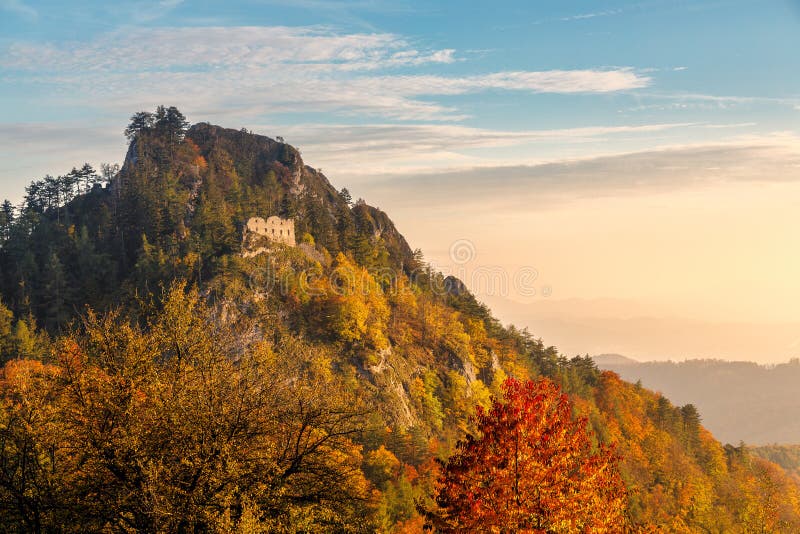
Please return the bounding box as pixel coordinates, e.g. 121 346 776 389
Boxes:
340 187 353 206
124 111 155 141
0 200 14 242
41 251 69 330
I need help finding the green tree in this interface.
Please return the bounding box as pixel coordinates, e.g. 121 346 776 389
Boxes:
0 200 14 242
11 317 39 360
0 299 13 361
154 105 189 147
124 111 155 141
340 187 353 206
41 251 70 330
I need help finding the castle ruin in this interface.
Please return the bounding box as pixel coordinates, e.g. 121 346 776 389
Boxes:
244 216 296 247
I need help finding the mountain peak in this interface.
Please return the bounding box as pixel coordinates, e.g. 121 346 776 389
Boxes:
593 353 640 366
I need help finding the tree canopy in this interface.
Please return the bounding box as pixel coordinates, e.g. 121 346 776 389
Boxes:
0 283 374 532
425 377 628 532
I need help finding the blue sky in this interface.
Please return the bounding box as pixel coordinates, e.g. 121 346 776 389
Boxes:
2 0 798 183
2 0 800 360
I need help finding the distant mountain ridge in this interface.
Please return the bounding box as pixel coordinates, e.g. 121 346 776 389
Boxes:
593 353 639 366
593 355 800 444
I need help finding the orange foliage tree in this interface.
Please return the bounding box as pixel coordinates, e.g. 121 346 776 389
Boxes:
425 377 628 533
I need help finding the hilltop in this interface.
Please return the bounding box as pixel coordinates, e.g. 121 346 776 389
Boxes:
593 353 640 366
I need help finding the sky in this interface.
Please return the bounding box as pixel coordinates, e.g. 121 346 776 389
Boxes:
2 0 800 362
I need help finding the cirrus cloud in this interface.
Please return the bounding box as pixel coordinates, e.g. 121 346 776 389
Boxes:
0 0 36 20
1 26 650 121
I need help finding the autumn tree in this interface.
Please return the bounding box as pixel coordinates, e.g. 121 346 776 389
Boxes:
309 253 390 356
424 377 628 533
0 283 375 532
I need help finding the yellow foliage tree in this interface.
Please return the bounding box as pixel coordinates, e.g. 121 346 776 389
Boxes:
0 283 375 532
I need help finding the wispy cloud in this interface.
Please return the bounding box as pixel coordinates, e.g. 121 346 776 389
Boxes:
0 118 706 202
560 8 624 21
521 0 649 26
627 92 800 113
2 26 424 71
407 69 649 94
525 0 731 28
702 122 757 129
356 137 800 211
269 121 695 176
0 0 36 20
1 26 650 121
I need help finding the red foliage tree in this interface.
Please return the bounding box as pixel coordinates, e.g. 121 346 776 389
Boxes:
425 377 628 532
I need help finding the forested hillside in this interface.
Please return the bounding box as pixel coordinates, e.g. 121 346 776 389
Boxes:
750 445 800 483
1 107 799 532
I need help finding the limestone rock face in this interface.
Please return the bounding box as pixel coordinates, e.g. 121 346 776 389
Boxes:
443 275 469 297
